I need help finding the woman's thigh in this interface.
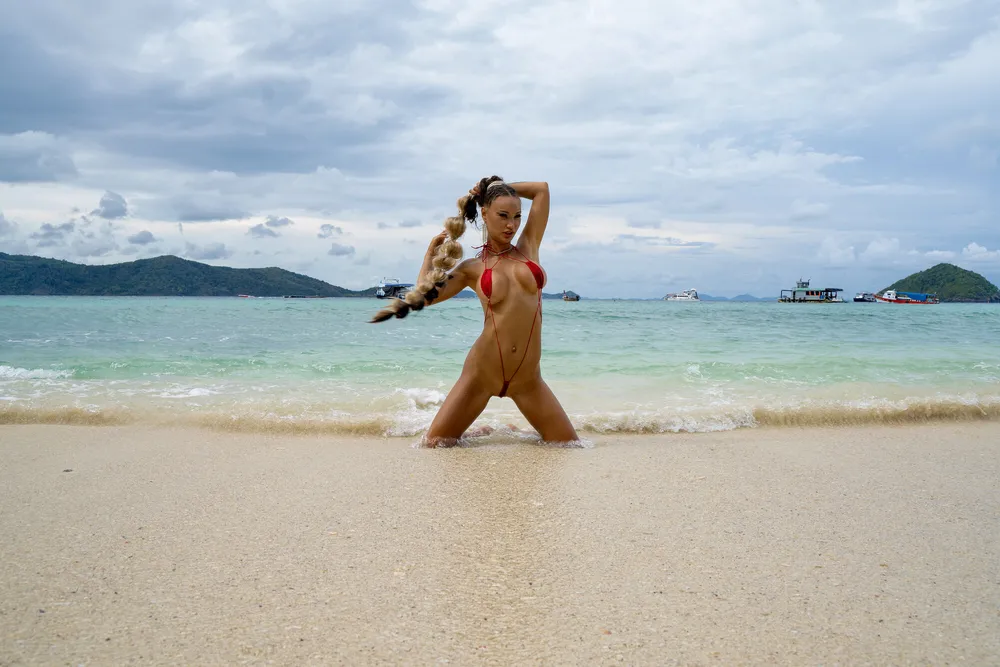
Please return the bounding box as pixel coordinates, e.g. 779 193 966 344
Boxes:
511 379 578 443
424 373 493 446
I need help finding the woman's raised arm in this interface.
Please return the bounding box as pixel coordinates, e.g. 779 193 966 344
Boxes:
511 181 549 253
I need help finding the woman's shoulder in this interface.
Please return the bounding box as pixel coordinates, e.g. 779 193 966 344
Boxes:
455 257 483 276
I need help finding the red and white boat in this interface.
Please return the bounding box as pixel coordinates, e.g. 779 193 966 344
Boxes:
875 289 939 304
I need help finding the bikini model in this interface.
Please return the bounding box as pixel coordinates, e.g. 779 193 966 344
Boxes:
370 177 577 445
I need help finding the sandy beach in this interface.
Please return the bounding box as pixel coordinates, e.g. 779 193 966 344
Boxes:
1 423 998 665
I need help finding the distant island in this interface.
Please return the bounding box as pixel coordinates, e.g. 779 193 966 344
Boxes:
0 253 374 297
0 253 579 299
9 253 992 302
883 263 999 303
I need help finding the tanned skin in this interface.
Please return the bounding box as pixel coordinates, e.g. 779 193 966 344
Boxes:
415 181 578 447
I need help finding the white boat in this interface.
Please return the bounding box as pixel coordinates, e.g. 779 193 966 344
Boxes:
664 288 700 302
375 277 414 299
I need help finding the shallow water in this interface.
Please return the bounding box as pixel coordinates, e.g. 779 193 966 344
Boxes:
2 296 998 434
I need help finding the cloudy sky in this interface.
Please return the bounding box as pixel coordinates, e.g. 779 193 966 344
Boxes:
1 0 998 297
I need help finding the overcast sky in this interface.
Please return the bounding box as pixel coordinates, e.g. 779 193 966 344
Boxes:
1 0 998 297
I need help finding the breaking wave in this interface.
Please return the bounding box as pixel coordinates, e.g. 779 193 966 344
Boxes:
2 396 999 435
0 365 74 380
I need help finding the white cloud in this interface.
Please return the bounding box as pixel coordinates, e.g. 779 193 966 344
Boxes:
859 237 905 265
0 132 77 182
962 242 1000 261
92 191 129 219
184 241 232 261
327 243 355 257
1 0 998 295
0 212 19 236
265 215 294 228
791 199 830 221
71 233 118 258
817 237 856 268
30 221 75 247
127 230 157 245
317 223 343 238
248 223 279 238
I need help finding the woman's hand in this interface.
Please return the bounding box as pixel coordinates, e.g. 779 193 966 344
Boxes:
426 230 448 256
510 181 547 200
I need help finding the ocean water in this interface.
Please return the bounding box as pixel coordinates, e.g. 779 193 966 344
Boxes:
1 296 998 437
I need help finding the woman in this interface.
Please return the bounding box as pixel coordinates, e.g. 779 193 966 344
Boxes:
371 176 578 447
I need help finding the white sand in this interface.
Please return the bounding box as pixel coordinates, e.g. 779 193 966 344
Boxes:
1 423 998 665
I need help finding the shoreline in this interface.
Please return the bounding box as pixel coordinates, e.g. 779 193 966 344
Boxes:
2 422 999 664
2 398 999 435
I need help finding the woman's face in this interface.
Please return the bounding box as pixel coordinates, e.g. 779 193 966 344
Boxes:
482 195 522 245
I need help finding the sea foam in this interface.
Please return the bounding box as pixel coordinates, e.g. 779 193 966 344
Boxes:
0 366 74 380
2 395 998 435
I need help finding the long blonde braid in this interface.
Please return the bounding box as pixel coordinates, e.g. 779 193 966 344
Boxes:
369 176 512 323
369 195 472 323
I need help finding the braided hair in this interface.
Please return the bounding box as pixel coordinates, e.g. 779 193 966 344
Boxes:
369 176 517 323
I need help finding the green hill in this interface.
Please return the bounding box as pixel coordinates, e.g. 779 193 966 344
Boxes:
0 253 375 297
882 263 1000 303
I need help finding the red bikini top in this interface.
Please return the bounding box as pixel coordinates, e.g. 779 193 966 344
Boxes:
479 247 544 299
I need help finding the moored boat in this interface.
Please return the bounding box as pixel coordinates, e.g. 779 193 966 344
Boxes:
375 278 414 299
664 288 700 302
778 279 844 303
853 292 876 303
562 290 580 301
875 290 939 304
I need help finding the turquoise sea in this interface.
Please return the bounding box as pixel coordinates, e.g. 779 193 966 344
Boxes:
2 296 998 437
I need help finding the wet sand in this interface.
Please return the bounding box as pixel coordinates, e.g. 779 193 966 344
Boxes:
1 423 998 665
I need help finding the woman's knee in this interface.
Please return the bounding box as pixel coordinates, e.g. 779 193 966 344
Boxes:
425 382 491 442
512 382 577 442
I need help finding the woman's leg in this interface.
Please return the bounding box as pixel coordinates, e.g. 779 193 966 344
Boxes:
424 373 493 447
510 379 578 443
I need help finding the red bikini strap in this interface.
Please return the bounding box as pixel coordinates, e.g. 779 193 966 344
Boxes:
508 247 544 290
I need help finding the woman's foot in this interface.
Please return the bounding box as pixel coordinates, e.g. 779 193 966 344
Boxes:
464 424 529 437
423 424 536 447
422 436 459 448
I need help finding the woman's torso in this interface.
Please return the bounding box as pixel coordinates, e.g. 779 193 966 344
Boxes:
464 244 547 396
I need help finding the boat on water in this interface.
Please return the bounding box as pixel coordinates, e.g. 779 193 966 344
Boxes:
853 292 876 303
375 278 414 299
875 290 939 304
664 288 700 302
778 279 844 303
562 290 580 301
